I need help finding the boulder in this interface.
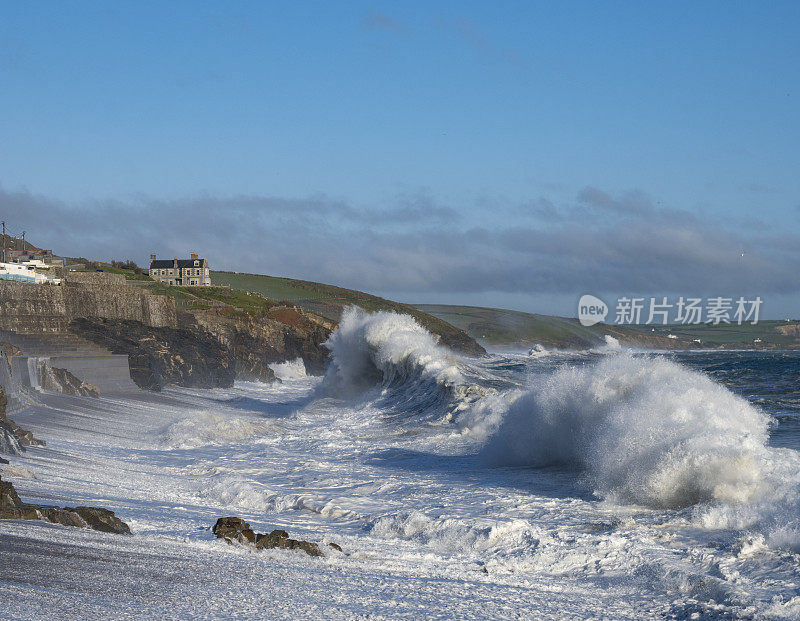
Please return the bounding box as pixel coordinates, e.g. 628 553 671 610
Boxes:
39 506 86 528
64 506 132 535
0 475 130 534
0 420 23 456
0 417 44 451
38 364 100 398
212 516 255 544
255 533 322 557
0 475 23 514
212 517 325 557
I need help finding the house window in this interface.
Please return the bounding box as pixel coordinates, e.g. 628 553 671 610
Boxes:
194 260 199 267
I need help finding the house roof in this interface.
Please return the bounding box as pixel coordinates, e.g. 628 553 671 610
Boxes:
150 258 205 269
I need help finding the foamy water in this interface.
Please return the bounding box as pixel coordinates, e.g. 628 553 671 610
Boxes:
2 310 800 618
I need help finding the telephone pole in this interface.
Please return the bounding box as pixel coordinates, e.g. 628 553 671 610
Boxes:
1 221 5 263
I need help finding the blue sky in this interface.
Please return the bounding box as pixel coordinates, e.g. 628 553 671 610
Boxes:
1 2 799 316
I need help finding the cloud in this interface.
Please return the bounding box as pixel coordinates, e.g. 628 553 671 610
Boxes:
2 183 798 302
361 11 406 33
577 186 655 216
435 15 529 69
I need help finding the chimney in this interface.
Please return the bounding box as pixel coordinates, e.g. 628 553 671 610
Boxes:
150 253 156 262
173 257 178 269
190 252 198 260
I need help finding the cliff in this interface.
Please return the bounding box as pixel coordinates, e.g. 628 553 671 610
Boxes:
69 305 333 391
70 318 236 391
185 306 332 378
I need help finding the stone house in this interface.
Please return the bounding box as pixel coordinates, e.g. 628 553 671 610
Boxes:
149 253 211 286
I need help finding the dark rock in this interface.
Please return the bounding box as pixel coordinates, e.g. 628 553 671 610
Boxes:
70 318 236 391
212 516 255 543
0 417 44 449
213 516 249 536
254 533 322 557
0 475 130 534
0 419 23 456
65 506 132 535
38 364 100 398
9 421 44 447
0 475 23 513
39 506 86 528
328 542 343 552
213 517 323 557
0 342 22 357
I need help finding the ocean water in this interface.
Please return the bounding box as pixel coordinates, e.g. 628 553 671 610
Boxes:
2 308 800 619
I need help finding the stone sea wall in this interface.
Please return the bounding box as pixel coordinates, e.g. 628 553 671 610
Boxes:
0 272 176 333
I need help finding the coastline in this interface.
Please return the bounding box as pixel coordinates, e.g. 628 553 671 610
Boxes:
0 384 651 619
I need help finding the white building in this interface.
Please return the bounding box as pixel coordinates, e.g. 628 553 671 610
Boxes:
0 262 61 285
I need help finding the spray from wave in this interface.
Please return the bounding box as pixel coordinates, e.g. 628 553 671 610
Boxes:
269 358 307 381
482 354 784 510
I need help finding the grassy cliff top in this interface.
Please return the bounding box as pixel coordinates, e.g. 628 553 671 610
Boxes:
211 271 486 356
415 304 800 350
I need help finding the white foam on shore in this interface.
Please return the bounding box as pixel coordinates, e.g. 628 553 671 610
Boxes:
2 334 800 618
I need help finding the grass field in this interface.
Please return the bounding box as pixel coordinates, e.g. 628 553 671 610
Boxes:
643 321 800 347
416 304 800 350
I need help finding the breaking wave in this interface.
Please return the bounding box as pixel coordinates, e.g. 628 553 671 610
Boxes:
482 354 786 511
321 308 476 421
370 510 543 557
160 411 281 449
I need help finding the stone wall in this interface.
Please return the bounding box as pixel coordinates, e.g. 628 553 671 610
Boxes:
0 272 176 334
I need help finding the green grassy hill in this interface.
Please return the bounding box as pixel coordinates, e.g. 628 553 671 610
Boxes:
415 304 800 350
211 271 486 356
643 320 800 348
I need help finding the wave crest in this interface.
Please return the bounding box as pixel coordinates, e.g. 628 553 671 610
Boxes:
321 308 467 419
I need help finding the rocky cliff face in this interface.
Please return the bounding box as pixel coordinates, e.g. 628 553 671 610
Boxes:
70 318 236 391
186 307 332 378
69 305 334 391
